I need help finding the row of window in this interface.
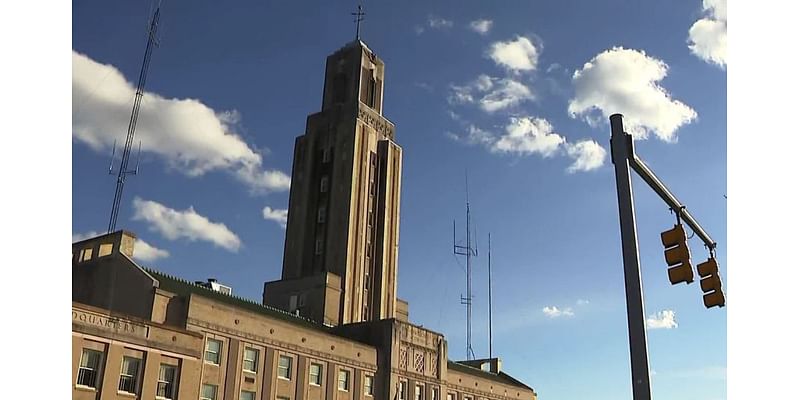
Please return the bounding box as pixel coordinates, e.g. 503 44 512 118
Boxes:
398 384 484 400
398 381 440 400
204 338 375 396
81 342 498 400
77 348 178 399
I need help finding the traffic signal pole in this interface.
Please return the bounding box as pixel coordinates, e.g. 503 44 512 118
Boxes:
610 115 652 400
609 114 720 400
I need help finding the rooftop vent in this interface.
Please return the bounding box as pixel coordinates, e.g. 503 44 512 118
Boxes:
195 278 232 295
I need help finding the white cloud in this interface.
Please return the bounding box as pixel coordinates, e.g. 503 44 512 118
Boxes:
428 15 453 30
262 206 288 229
576 299 590 306
446 124 495 147
565 140 607 173
449 75 534 113
72 51 290 193
73 231 101 242
568 47 697 141
492 117 565 157
488 36 540 72
469 19 493 35
647 309 678 329
446 117 605 172
132 197 242 252
543 306 574 318
133 238 170 262
688 0 727 67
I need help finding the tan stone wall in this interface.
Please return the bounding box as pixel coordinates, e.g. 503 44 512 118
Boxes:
72 303 203 400
444 369 536 400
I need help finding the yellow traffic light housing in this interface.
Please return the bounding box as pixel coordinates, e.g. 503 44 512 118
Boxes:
661 224 693 284
697 257 725 308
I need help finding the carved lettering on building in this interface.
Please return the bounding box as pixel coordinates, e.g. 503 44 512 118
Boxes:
358 104 394 138
73 310 148 338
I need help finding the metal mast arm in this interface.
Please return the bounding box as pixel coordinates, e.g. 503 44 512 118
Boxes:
628 150 716 250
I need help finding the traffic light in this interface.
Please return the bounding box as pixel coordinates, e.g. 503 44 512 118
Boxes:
661 224 693 284
697 257 725 308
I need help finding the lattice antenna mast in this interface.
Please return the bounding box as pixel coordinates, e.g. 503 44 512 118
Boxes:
488 232 493 359
454 174 478 360
107 1 162 233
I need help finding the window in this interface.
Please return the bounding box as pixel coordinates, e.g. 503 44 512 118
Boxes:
415 384 423 400
76 348 103 388
118 356 141 394
277 397 290 400
431 387 439 400
278 355 292 379
447 393 455 400
205 338 222 364
323 147 332 163
364 375 374 396
243 348 259 373
317 206 327 223
201 384 218 400
315 238 324 255
320 176 329 192
309 363 323 386
79 247 93 262
338 369 350 391
98 243 113 257
240 391 256 400
398 381 407 400
156 364 177 399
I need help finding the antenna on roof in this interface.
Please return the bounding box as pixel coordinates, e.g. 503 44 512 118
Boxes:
106 0 163 233
488 232 493 359
454 171 478 360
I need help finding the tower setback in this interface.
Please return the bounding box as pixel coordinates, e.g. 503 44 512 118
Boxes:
263 40 402 327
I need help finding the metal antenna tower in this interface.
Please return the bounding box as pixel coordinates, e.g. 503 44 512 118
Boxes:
488 232 493 359
107 0 162 233
454 175 478 360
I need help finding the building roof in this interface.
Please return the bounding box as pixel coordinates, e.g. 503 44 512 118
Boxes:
144 267 325 332
143 268 532 392
447 361 534 391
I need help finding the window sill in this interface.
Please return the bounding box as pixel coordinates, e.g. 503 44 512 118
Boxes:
243 369 257 374
117 390 138 398
74 385 97 392
278 376 291 381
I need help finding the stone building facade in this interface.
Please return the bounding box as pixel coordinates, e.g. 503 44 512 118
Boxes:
72 40 537 400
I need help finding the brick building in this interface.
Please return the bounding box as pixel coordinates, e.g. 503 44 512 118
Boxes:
72 39 538 400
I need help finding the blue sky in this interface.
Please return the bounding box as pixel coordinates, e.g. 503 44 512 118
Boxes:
72 1 727 399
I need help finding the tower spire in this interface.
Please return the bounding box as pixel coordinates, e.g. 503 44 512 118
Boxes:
352 1 365 40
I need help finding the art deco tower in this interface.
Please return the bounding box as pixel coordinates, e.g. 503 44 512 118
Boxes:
263 40 403 326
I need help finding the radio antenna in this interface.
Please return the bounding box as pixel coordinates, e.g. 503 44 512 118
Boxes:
107 0 162 233
454 171 478 360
